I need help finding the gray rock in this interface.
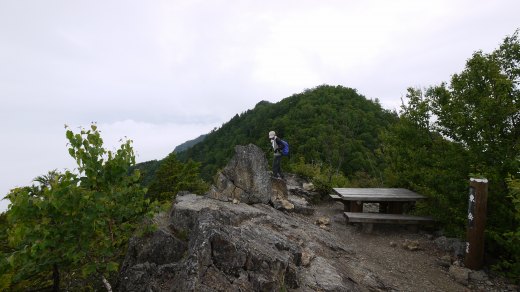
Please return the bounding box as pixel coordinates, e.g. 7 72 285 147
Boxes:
434 236 466 257
302 182 315 191
436 255 452 268
469 270 488 282
207 144 272 204
402 239 420 251
449 265 470 285
271 177 294 210
206 144 297 212
287 185 320 202
287 195 315 215
117 194 384 291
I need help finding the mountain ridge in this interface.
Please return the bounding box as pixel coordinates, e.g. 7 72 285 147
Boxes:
177 84 397 180
134 84 397 185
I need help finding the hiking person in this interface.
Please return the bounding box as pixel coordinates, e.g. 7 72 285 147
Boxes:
268 131 288 179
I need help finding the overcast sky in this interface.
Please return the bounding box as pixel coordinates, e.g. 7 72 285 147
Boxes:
1 0 519 212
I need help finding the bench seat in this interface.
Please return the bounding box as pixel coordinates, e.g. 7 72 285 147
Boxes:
344 212 434 225
344 212 434 233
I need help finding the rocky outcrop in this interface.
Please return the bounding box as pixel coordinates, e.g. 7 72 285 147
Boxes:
118 194 385 291
207 144 293 210
117 145 390 291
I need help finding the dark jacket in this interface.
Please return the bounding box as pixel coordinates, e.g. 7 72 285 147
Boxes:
271 137 285 155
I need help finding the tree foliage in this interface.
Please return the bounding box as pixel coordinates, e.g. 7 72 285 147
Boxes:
3 124 151 290
146 152 208 203
383 29 520 277
177 85 398 183
382 88 471 235
290 157 350 201
427 30 520 263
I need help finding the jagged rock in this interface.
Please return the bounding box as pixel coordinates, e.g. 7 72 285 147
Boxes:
117 145 394 291
271 177 294 210
469 270 488 282
287 194 315 215
434 236 466 257
206 144 295 212
299 248 314 267
319 225 331 231
117 194 385 291
402 239 420 251
302 182 315 191
436 255 452 268
207 144 272 204
449 265 471 285
315 216 330 226
283 173 307 188
287 185 320 202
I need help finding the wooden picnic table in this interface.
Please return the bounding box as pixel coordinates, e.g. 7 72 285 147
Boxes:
331 188 427 213
331 188 434 232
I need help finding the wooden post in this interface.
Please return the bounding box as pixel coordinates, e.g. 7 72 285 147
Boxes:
464 178 488 270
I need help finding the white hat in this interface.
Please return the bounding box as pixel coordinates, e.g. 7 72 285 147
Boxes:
268 131 276 138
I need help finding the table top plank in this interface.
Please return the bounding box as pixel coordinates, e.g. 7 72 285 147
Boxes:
332 188 426 201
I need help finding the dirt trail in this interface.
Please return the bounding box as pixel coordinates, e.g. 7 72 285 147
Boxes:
304 200 516 292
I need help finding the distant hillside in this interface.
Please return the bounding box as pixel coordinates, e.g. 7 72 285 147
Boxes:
130 160 161 187
173 134 207 153
132 135 206 186
177 85 398 180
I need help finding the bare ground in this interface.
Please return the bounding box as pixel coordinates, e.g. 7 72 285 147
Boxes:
300 200 518 292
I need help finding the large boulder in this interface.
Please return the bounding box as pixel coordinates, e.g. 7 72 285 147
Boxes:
117 194 385 291
207 144 272 204
207 144 293 210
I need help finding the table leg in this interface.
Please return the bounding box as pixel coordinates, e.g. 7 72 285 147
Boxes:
388 202 403 214
379 202 389 213
343 201 351 212
350 201 363 212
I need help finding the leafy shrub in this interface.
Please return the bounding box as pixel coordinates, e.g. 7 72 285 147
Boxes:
289 157 349 199
489 177 520 281
146 153 209 203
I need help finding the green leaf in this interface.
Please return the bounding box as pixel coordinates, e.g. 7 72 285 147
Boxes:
106 261 119 272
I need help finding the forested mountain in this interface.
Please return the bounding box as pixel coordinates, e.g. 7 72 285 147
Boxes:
176 85 398 182
130 160 161 187
173 134 207 153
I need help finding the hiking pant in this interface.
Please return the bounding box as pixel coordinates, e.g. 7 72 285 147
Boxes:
273 154 283 178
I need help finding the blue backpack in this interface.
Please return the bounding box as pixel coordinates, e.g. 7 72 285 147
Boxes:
280 139 289 156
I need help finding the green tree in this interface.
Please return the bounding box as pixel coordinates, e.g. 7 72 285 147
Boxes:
6 172 79 291
428 29 520 181
383 29 520 277
382 88 471 235
426 30 520 264
147 152 208 203
0 212 14 290
493 177 520 279
4 124 150 291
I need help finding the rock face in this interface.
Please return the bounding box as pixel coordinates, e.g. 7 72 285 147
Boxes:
206 144 273 204
207 144 293 210
117 145 388 291
118 194 382 291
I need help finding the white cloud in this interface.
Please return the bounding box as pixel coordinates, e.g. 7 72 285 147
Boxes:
98 119 216 162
